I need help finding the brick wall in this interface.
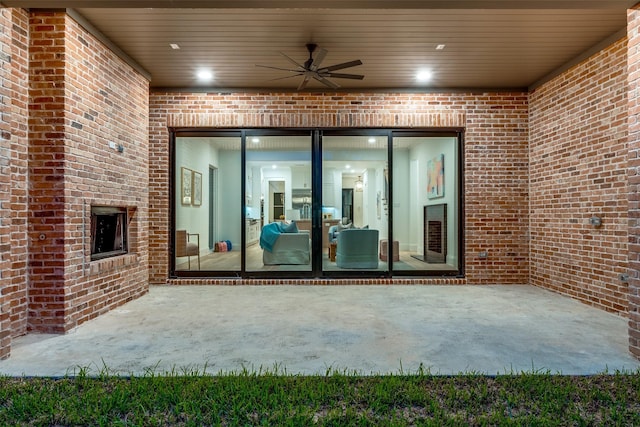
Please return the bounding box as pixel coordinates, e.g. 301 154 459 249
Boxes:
28 11 67 333
628 7 640 359
530 37 629 315
0 8 29 359
28 11 149 333
0 7 10 360
148 92 530 285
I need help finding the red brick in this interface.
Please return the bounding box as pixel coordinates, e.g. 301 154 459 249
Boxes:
24 11 149 338
629 6 640 362
529 37 629 316
0 8 29 359
150 92 530 287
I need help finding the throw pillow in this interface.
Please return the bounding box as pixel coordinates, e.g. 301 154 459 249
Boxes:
283 221 299 233
337 222 352 232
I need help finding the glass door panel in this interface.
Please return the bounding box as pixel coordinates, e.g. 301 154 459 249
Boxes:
245 134 313 273
174 135 241 273
322 135 389 274
392 135 459 274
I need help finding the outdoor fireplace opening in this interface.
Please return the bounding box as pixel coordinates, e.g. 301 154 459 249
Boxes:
91 206 128 260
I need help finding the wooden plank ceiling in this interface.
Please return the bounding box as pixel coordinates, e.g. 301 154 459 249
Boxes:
2 0 634 90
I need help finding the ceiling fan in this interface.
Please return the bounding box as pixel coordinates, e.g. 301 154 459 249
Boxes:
256 43 364 90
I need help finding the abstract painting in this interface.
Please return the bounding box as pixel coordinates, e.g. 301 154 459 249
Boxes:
427 154 444 199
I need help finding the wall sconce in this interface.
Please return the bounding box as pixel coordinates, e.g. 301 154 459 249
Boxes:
108 141 124 153
589 216 602 227
355 176 363 192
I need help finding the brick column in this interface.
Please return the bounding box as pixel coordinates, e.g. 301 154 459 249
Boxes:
28 11 68 333
628 6 640 360
27 11 149 334
0 8 30 359
0 8 13 359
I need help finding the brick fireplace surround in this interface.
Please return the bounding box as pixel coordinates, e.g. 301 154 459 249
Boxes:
0 7 639 360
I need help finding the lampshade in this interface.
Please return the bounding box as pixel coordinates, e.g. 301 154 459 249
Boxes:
355 176 363 192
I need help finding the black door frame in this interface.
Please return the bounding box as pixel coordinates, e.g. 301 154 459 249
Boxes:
169 127 464 279
318 129 392 278
243 129 317 278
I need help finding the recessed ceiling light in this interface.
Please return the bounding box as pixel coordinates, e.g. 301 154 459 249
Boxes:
436 44 446 50
170 43 180 50
272 164 277 169
196 70 214 82
416 70 433 83
345 164 351 169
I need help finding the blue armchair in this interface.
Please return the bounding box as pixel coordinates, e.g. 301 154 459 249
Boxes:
336 228 379 269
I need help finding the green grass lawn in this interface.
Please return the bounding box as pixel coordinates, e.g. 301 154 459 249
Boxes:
1 367 639 426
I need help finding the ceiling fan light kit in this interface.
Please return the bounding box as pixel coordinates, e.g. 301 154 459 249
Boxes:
256 43 364 90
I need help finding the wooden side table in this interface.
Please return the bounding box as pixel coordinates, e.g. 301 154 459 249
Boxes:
329 242 337 262
379 239 399 262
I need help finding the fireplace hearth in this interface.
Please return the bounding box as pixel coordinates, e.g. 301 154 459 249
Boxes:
412 203 447 264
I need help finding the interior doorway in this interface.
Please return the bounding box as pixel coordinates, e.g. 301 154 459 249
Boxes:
342 188 354 224
269 180 285 222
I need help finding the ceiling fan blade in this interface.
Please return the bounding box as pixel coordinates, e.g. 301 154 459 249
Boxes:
267 73 304 82
310 48 327 70
325 72 364 80
258 47 364 90
297 75 311 90
318 59 363 73
313 75 340 89
256 64 302 73
280 52 305 70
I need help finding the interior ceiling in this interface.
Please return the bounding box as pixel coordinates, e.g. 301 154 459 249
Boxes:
3 1 636 91
179 135 437 150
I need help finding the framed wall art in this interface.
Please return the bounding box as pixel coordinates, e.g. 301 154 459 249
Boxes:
192 171 202 206
427 154 444 199
181 167 192 205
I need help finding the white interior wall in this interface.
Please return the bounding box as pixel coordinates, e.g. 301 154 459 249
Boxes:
245 165 262 219
409 137 458 265
409 159 419 252
175 138 221 256
217 150 242 247
393 149 410 249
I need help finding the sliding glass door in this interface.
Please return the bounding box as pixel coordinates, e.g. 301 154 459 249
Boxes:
245 132 313 275
171 128 463 278
321 133 390 275
174 133 242 274
391 133 461 275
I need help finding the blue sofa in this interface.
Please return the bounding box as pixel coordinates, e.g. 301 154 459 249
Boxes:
328 220 353 244
336 228 379 269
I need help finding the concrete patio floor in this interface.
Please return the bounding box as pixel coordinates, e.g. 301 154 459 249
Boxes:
1 285 638 377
